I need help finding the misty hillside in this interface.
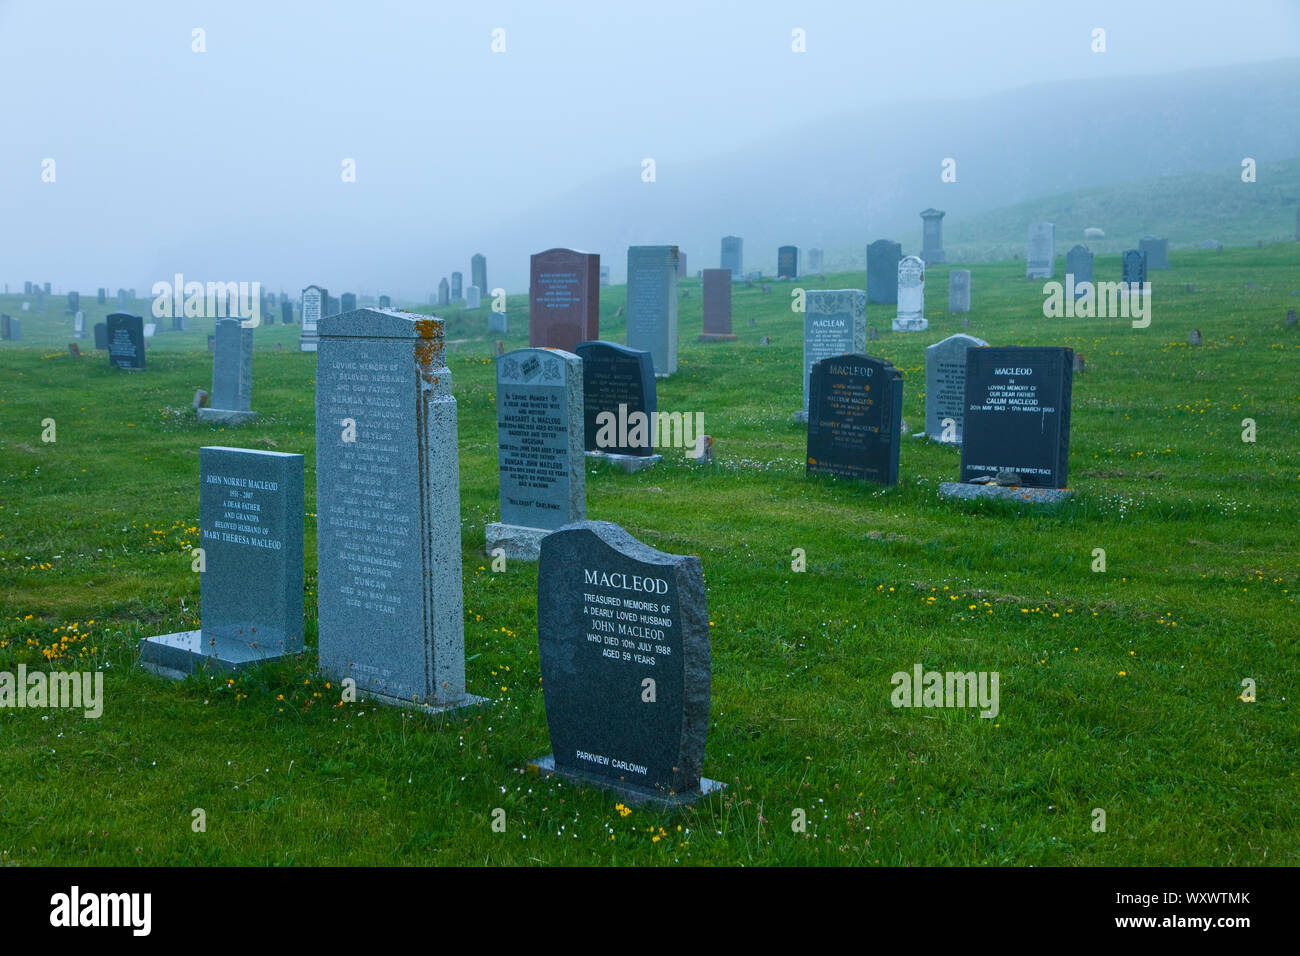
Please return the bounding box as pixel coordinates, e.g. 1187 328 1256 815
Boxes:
494 58 1300 282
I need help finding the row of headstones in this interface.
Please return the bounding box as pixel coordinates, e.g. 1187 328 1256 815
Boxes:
435 277 482 310
298 289 392 351
140 307 718 808
1027 224 1170 279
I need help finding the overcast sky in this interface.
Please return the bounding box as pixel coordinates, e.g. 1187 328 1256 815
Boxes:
2 0 1297 297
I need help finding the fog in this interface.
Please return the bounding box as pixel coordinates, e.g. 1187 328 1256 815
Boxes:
1 0 1297 298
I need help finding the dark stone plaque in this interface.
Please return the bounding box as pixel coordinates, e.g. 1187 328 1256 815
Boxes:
93 322 108 350
1122 250 1147 287
867 239 902 304
806 353 903 485
777 245 798 279
106 312 145 369
574 341 657 456
529 248 600 353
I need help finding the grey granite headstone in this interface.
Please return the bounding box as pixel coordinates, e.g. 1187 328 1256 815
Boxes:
1026 223 1056 279
139 447 304 678
97 288 106 304
465 286 481 309
93 322 108 349
22 281 31 294
893 256 927 332
486 348 585 560
720 236 743 280
807 353 903 485
626 245 679 376
925 333 989 442
117 289 128 309
1065 244 1093 298
867 240 901 304
73 311 86 339
806 248 824 273
948 270 971 313
699 269 735 341
1188 329 1202 346
300 285 325 352
920 208 946 265
35 288 45 312
106 313 145 369
599 265 610 287
676 251 687 277
777 245 798 279
1139 236 1169 270
437 278 449 306
451 272 463 301
340 292 357 314
67 290 80 313
378 295 391 309
489 308 508 334
471 253 487 297
574 340 662 471
281 301 294 325
795 289 866 422
7 318 19 341
1122 250 1147 287
199 319 256 425
315 308 484 712
532 520 720 807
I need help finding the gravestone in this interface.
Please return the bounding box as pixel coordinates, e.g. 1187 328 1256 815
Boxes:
893 256 927 332
948 270 971 313
438 278 450 306
143 322 157 338
777 245 798 279
485 348 585 560
626 245 679 376
471 253 487 298
106 313 145 369
489 308 508 334
1122 250 1147 288
451 272 463 301
1065 245 1093 298
806 353 903 485
73 311 86 339
281 301 294 325
533 520 718 807
68 342 81 358
1287 309 1297 327
300 285 325 352
23 282 31 294
806 248 824 273
720 236 743 280
925 333 989 442
378 295 391 309
599 266 610 287
199 319 256 425
340 292 357 314
6 318 19 341
867 240 902 304
959 346 1073 489
574 340 661 471
1139 236 1169 270
529 248 600 353
920 209 946 265
117 289 128 309
35 289 45 312
67 291 79 313
315 308 484 712
465 286 481 309
699 269 735 341
869 326 878 341
796 289 866 422
1026 223 1056 279
1189 329 1202 346
139 447 304 677
93 323 108 350
97 288 106 304
676 251 687 278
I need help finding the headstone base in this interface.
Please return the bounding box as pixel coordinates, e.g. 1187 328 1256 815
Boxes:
793 410 808 424
585 450 661 473
939 482 1074 505
298 337 319 353
892 316 929 332
358 688 489 715
696 333 737 342
138 630 298 680
488 315 508 334
485 522 552 561
527 754 725 810
196 408 258 426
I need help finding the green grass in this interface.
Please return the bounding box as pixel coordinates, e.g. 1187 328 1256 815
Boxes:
1 243 1297 865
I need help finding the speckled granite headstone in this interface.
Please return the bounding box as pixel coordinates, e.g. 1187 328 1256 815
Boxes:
534 520 719 806
486 348 584 560
797 289 866 421
140 447 303 677
925 333 988 442
315 308 483 711
626 245 679 376
200 318 256 425
106 313 145 369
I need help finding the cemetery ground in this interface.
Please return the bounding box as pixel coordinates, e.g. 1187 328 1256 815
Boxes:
0 244 1296 866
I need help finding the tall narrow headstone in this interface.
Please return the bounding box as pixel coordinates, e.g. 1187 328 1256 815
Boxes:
485 348 585 560
471 253 487 298
97 288 106 305
93 322 108 350
23 282 32 295
959 346 1073 489
1065 245 1093 298
796 289 867 422
199 319 256 425
6 318 18 341
1122 250 1147 288
106 313 145 369
574 341 661 471
867 240 902 304
451 272 463 301
720 236 743 280
300 285 325 352
599 265 611 287
117 289 128 309
534 520 719 806
699 269 736 341
438 278 450 306
777 245 798 279
315 308 483 712
1139 236 1169 270
626 245 679 376
893 256 927 332
1 314 10 340
140 447 304 677
676 251 687 278
1026 223 1056 279
73 311 86 339
948 270 971 313
530 248 600 353
806 248 824 273
465 286 481 309
806 353 903 485
925 333 989 442
67 291 80 313
920 209 946 265
281 301 294 325
35 288 46 312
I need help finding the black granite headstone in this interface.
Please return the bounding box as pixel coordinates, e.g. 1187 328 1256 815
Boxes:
106 313 145 370
0 314 10 340
867 239 902 304
1122 250 1147 287
93 322 108 350
574 341 658 456
281 301 294 325
777 245 798 279
537 520 712 802
67 291 80 313
806 353 903 486
960 346 1073 488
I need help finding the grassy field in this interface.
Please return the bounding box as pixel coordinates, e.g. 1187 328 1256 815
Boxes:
0 242 1297 866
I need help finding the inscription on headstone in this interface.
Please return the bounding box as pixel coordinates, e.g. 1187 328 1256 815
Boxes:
925 333 988 442
806 353 903 485
530 248 600 353
1027 223 1056 279
797 289 866 421
106 313 145 369
574 340 661 471
948 270 971 313
893 256 927 332
626 245 679 376
699 269 735 341
300 285 325 352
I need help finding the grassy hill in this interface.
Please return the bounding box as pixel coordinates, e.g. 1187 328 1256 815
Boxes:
1 243 1297 865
